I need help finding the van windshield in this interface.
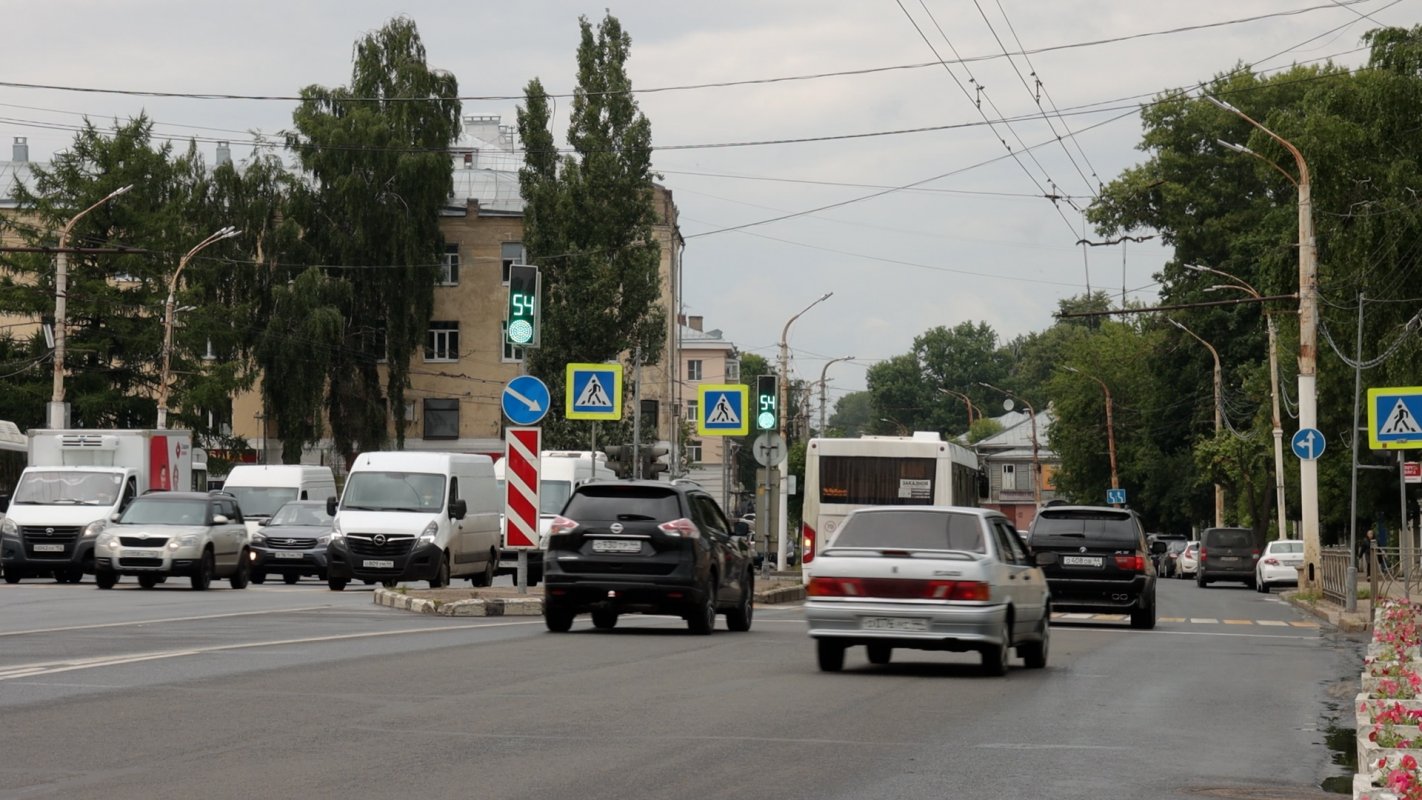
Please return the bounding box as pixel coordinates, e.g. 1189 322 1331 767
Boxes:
225 487 298 518
342 472 446 512
542 480 572 515
13 471 121 506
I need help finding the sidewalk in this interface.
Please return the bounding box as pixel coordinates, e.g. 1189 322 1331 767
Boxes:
1280 574 1417 633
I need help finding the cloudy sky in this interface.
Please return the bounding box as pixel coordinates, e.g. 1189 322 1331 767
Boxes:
2 0 1411 405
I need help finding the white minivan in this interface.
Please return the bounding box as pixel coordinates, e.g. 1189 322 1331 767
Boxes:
222 465 337 534
324 452 500 591
494 450 615 584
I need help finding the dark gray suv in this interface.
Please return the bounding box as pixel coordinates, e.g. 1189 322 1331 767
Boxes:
1027 505 1157 629
1197 527 1259 588
542 480 756 634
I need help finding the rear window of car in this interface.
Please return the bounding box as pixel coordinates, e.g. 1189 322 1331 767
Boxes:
830 510 985 553
1167 541 1188 554
562 486 682 522
1270 540 1303 554
1030 509 1141 545
1205 528 1254 548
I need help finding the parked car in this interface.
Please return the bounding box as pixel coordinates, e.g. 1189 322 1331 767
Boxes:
93 492 251 591
1255 538 1303 592
1197 527 1259 588
805 506 1053 675
250 500 335 585
1027 505 1157 629
1177 541 1200 578
542 480 756 634
1155 539 1189 578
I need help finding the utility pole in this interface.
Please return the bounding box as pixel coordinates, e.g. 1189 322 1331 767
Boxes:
632 343 642 478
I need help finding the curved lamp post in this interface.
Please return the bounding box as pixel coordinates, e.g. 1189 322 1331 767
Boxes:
938 387 980 429
817 355 855 433
1063 366 1119 500
1168 318 1224 527
977 381 1040 506
776 291 832 569
157 227 241 430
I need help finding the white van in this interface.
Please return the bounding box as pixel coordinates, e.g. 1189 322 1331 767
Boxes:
494 450 616 584
324 452 500 591
221 465 338 534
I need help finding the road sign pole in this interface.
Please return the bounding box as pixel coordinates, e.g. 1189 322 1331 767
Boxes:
1403 450 1413 601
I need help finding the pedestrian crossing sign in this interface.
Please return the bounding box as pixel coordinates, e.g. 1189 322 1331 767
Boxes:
1368 386 1422 450
697 385 749 436
566 363 623 421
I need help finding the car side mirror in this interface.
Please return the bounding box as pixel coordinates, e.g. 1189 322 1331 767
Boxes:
732 521 750 537
450 499 468 521
109 513 122 523
256 519 266 527
1035 551 1059 566
213 514 229 525
326 496 338 517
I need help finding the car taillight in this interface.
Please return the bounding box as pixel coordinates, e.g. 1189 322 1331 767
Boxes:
802 522 816 564
808 576 863 597
657 518 701 538
1114 554 1145 572
1251 549 1261 561
1199 547 1207 562
548 516 578 536
1264 557 1279 565
807 576 990 601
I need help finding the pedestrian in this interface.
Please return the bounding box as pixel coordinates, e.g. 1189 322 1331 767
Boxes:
1360 527 1376 575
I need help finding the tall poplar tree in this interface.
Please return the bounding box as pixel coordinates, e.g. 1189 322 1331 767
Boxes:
286 16 460 463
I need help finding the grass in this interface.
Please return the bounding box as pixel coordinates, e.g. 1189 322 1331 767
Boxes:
1292 588 1322 605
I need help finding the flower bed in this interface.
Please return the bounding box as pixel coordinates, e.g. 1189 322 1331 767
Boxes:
1356 603 1422 797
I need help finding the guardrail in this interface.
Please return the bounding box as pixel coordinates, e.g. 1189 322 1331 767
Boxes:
1361 545 1422 604
1321 546 1351 605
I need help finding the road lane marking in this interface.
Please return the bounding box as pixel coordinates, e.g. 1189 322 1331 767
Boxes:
1257 620 1290 626
1189 618 1219 624
0 605 340 639
1222 619 1253 625
979 743 1131 751
1289 621 1319 628
1160 617 1186 622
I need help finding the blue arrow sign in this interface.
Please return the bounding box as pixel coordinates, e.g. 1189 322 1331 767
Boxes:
502 375 550 426
1291 427 1325 461
1106 488 1127 505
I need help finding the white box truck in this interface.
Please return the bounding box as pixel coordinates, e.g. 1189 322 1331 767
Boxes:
0 429 194 584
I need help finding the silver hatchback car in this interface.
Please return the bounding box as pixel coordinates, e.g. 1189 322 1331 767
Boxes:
93 493 252 591
805 506 1054 675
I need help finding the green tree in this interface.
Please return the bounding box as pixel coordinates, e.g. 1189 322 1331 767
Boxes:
517 13 665 449
828 391 874 437
286 16 461 464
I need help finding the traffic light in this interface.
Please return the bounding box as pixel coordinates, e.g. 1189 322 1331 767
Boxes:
602 446 632 479
755 375 779 431
505 264 540 347
643 444 670 480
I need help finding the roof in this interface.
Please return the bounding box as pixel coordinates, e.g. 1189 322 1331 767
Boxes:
975 408 1055 453
680 325 736 352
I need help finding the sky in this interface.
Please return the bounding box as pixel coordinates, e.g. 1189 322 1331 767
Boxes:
1 0 1412 407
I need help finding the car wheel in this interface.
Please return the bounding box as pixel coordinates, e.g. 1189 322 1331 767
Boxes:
381 579 398 589
816 639 846 672
1130 595 1157 630
471 551 495 588
687 578 717 635
545 606 575 633
95 571 118 590
592 609 618 630
229 554 251 590
190 551 214 591
428 552 450 589
327 578 348 591
1020 614 1049 669
250 571 266 585
283 573 300 585
980 618 1010 676
138 574 161 590
1196 572 1208 588
2 572 19 584
866 643 892 665
725 572 754 632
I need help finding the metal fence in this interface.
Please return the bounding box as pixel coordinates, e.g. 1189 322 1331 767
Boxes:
1320 546 1351 605
1359 545 1422 603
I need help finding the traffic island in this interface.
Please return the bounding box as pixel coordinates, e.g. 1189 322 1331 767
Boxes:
375 580 807 617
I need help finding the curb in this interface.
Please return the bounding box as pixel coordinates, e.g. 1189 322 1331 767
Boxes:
1279 590 1369 633
374 583 808 616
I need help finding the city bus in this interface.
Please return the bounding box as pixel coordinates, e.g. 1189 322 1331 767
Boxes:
801 432 982 573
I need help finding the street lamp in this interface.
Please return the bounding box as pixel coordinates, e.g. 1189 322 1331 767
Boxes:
1062 366 1119 499
1168 318 1224 527
777 291 832 569
938 387 980 429
1207 93 1321 586
157 226 241 430
49 184 134 429
1186 263 1287 543
977 382 1040 505
818 356 855 433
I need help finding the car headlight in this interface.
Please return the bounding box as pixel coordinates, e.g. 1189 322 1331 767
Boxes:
168 534 201 550
83 519 106 538
96 532 119 550
417 520 439 545
251 532 266 546
0 517 15 536
317 534 332 546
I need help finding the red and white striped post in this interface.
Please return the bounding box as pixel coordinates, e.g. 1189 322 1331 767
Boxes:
503 427 542 592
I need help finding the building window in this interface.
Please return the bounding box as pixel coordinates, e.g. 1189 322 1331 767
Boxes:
640 399 659 432
439 243 460 285
1001 463 1016 492
725 359 740 382
423 399 459 440
500 321 525 363
501 242 525 283
685 398 698 422
687 359 703 381
425 321 459 362
687 441 702 464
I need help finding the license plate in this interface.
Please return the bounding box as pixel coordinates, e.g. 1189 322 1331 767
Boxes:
592 539 641 554
1062 556 1102 567
33 544 65 553
274 552 304 560
861 617 929 632
126 550 162 559
1219 556 1240 563
363 559 395 569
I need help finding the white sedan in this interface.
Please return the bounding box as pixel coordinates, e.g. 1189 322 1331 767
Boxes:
1177 541 1200 578
804 506 1053 676
1256 539 1303 592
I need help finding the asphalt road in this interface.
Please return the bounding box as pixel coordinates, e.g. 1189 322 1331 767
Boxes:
0 574 1361 800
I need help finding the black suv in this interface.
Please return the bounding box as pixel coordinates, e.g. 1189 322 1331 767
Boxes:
1196 526 1259 588
1027 505 1157 629
542 480 756 634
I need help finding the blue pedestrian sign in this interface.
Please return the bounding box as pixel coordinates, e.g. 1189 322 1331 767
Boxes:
501 375 550 426
1291 427 1326 461
696 385 749 436
1368 387 1422 450
1106 488 1127 505
565 363 623 421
